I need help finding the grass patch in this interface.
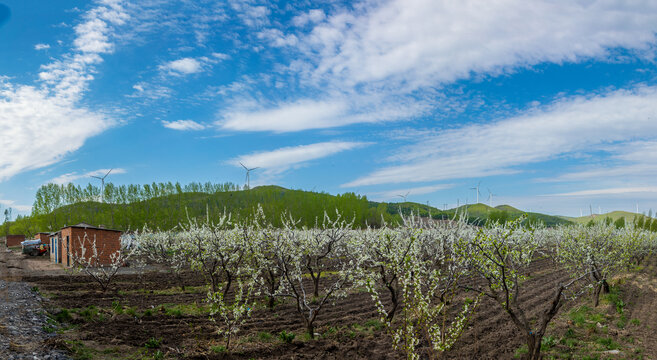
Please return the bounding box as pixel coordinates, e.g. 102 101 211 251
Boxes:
53 309 73 323
144 337 161 349
211 345 226 353
64 340 97 360
568 306 605 327
159 303 208 317
77 305 106 323
594 336 620 350
514 344 528 358
279 330 295 344
257 331 273 342
604 286 625 314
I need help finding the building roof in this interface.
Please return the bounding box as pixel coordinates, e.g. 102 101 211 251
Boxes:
60 223 122 233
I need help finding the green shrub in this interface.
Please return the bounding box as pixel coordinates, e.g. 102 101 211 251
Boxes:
54 309 72 323
279 330 295 344
144 337 161 349
211 345 226 353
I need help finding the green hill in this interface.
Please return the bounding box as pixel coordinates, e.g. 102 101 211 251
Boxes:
569 211 645 225
495 205 521 212
3 186 572 237
436 203 570 227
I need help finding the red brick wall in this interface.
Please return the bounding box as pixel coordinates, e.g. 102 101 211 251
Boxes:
4 235 26 247
35 233 50 245
63 228 122 267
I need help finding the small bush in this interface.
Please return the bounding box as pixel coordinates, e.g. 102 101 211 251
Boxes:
144 337 161 349
54 309 72 323
211 345 226 353
541 335 556 351
111 301 123 315
364 319 384 331
258 332 273 341
279 330 295 344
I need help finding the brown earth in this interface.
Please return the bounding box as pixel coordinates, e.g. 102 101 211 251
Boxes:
11 253 657 359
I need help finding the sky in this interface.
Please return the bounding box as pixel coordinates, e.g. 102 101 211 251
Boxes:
1 0 657 219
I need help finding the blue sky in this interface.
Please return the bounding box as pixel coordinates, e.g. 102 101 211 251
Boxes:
1 0 657 218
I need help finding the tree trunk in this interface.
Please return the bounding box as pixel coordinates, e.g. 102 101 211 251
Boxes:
306 322 315 338
602 279 610 294
313 276 320 298
526 332 542 359
593 283 602 307
386 284 398 322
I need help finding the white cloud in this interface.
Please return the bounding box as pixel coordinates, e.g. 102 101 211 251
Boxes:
162 120 206 131
292 9 325 27
212 52 230 60
34 43 50 51
257 29 298 47
0 2 127 181
302 0 657 91
230 141 369 174
0 199 32 212
544 187 657 197
50 168 126 185
229 1 270 27
219 100 348 132
344 86 657 187
160 57 202 75
217 96 428 133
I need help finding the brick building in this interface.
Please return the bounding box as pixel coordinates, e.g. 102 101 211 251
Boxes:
2 234 26 247
34 232 50 245
49 223 122 267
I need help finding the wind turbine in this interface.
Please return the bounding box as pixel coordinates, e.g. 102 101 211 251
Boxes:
91 169 112 203
396 191 410 202
240 162 259 189
470 182 481 204
487 188 497 207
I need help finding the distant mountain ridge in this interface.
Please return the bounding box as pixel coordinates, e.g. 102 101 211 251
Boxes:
3 185 571 236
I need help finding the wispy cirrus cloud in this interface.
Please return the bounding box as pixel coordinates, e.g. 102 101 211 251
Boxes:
220 0 657 133
301 0 657 90
0 199 32 212
218 96 429 133
0 0 128 181
160 57 203 75
162 120 206 131
344 86 657 187
50 168 126 185
34 43 50 50
543 187 657 197
229 141 369 175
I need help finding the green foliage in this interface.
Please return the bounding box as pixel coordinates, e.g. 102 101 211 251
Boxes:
8 183 400 234
211 345 226 353
279 330 296 343
3 181 572 236
53 309 72 323
77 305 106 323
614 217 625 229
144 337 161 349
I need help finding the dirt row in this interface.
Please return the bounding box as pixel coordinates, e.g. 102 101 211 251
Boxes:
19 255 587 359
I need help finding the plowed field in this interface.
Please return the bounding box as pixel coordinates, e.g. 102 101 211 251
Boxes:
23 255 657 359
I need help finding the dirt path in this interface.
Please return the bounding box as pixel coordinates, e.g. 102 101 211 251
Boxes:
0 246 70 359
624 256 657 359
